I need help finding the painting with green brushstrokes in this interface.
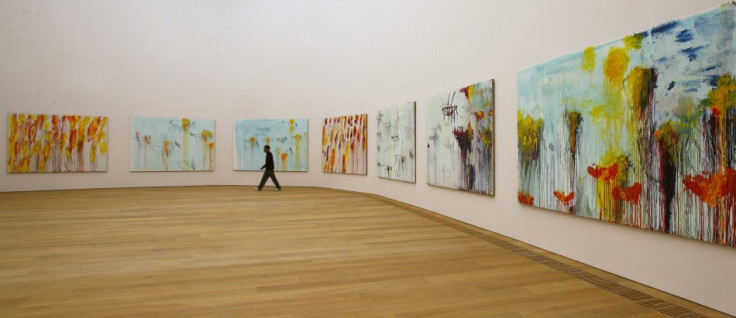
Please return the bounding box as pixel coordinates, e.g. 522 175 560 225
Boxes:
517 2 736 247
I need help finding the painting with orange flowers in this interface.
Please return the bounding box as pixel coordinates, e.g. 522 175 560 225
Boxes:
427 79 494 196
130 117 215 171
322 114 367 175
517 3 736 246
8 113 108 173
233 119 308 171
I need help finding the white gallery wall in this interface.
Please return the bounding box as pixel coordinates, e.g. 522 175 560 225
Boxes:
1 0 734 315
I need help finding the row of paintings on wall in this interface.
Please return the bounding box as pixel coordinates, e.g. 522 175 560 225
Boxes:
6 115 308 173
7 79 495 197
131 118 312 172
6 3 734 248
6 77 494 197
322 77 497 199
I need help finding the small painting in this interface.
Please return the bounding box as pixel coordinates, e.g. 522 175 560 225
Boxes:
322 113 367 175
377 102 416 183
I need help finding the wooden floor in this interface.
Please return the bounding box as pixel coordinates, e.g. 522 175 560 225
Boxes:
0 186 728 317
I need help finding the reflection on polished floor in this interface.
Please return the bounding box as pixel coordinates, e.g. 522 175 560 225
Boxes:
0 186 727 317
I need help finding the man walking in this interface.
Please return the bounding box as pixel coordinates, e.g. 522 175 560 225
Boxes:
255 145 281 191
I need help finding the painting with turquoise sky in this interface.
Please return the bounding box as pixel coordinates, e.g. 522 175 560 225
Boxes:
517 3 736 246
130 117 215 171
234 119 308 171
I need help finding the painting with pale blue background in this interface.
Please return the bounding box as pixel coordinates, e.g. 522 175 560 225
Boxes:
427 79 494 196
234 119 308 171
130 117 215 171
517 3 736 246
377 102 416 183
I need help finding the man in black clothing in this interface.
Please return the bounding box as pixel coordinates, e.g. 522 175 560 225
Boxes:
255 145 281 191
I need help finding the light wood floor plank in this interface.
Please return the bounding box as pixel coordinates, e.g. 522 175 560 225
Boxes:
0 186 728 317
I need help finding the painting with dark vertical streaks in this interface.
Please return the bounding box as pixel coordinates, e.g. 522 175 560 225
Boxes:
377 102 416 183
233 119 308 171
517 3 736 247
130 117 215 171
427 79 494 196
322 113 367 175
8 113 108 173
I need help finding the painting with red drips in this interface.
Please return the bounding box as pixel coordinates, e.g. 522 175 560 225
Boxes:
322 114 367 175
8 113 108 173
427 79 494 196
518 3 736 247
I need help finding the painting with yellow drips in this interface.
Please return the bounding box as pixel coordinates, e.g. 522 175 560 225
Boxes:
8 113 108 173
233 119 308 171
517 3 736 247
322 114 367 175
130 117 215 171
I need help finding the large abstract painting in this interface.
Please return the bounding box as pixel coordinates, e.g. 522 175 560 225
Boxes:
517 3 736 246
8 113 108 173
130 117 215 171
322 113 367 175
427 79 495 195
233 119 308 171
377 102 416 183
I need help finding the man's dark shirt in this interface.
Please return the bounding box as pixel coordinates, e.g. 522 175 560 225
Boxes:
262 151 275 170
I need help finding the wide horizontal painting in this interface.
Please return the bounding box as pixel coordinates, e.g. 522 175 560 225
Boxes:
322 113 367 175
427 79 495 196
377 102 416 183
233 119 308 171
517 3 736 246
130 117 215 171
8 113 108 173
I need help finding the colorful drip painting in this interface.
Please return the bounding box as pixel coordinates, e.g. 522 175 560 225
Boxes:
517 3 736 246
8 113 108 173
233 119 308 171
130 117 215 171
322 113 367 175
427 79 495 196
377 102 416 183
